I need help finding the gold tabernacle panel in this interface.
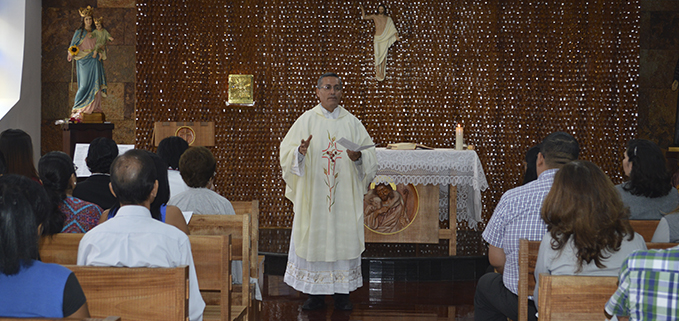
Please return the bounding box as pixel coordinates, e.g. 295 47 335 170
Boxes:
364 184 439 243
228 74 254 105
153 122 215 146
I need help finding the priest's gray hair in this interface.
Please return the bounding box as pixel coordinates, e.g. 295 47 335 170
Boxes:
317 72 343 88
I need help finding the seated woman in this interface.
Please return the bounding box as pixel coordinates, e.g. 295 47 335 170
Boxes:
533 160 647 309
168 146 240 282
0 175 89 318
157 136 190 199
39 151 102 233
72 137 118 210
100 151 189 234
168 146 235 215
0 129 39 182
521 144 541 185
617 139 679 220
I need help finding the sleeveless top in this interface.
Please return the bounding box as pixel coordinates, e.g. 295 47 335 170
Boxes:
0 261 72 317
108 204 167 222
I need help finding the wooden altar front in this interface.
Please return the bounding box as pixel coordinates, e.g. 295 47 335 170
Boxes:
364 148 489 256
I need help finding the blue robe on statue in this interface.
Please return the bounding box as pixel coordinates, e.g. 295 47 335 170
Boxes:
69 28 107 116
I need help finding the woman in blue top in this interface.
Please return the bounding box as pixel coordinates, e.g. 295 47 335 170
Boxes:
0 175 89 318
100 151 189 234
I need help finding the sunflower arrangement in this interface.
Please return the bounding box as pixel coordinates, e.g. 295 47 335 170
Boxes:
68 45 79 56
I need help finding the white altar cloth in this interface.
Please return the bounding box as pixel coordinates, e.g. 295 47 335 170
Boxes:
372 148 489 229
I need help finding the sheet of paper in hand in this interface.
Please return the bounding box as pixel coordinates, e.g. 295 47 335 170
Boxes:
337 137 376 151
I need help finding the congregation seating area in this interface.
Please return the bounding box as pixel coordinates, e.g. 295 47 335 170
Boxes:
37 201 261 321
35 201 679 320
517 238 678 321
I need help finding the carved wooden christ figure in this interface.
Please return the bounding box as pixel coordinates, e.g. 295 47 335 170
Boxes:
361 4 400 81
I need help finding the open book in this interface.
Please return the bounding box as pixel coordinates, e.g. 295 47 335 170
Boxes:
386 142 434 150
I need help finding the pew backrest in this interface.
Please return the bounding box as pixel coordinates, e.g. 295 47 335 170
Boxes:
65 265 189 321
537 274 618 321
646 242 679 250
189 234 234 321
188 213 251 318
231 200 259 278
629 220 660 242
518 239 541 321
39 233 84 265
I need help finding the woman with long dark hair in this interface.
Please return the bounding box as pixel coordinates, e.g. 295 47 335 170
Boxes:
521 144 541 185
0 175 89 318
617 139 679 220
157 136 190 198
39 151 102 233
533 161 646 308
0 129 39 181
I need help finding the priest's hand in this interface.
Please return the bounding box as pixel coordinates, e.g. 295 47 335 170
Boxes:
299 135 312 156
347 149 361 161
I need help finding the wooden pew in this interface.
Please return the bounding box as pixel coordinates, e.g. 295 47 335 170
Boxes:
231 200 264 320
190 234 246 321
232 200 260 276
629 219 660 242
517 239 541 321
65 265 188 321
39 233 84 264
189 213 252 320
646 242 679 250
231 200 263 321
537 274 618 321
40 233 246 320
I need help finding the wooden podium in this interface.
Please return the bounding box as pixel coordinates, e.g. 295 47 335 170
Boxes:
62 122 115 157
153 122 215 146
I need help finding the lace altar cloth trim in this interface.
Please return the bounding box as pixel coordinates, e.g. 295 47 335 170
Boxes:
372 148 489 229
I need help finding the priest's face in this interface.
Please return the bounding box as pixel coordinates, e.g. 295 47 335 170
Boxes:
316 76 343 112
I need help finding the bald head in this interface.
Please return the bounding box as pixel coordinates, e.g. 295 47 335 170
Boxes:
110 149 157 205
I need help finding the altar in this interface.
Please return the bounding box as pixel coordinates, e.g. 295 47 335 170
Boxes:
365 148 489 255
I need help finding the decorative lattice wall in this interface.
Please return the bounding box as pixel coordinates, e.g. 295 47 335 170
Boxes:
136 0 639 255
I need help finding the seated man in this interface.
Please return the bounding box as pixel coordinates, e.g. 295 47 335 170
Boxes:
474 132 580 321
77 149 205 321
605 245 679 321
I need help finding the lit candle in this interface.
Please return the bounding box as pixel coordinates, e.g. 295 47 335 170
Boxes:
455 124 463 150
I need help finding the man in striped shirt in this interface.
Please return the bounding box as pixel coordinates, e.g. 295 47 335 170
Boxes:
474 132 580 321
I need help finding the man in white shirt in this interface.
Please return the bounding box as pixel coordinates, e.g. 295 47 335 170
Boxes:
77 149 205 321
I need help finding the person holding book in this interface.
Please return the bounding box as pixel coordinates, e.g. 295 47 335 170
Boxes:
280 72 378 310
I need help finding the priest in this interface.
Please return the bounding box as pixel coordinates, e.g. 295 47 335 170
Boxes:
280 72 378 311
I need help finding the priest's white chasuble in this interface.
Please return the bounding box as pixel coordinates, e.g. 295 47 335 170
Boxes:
280 104 377 294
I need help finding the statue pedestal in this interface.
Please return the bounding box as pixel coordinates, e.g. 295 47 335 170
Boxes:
62 122 115 157
81 112 106 123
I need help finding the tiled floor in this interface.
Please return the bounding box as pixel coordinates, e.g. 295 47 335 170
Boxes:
260 274 477 320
